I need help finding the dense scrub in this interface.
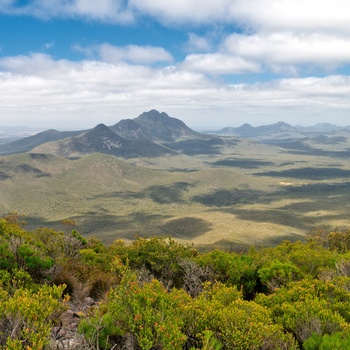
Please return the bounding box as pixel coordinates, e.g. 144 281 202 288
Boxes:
2 213 350 349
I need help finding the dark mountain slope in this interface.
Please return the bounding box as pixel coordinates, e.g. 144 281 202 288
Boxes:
0 129 82 155
213 122 298 138
35 123 176 159
111 109 203 142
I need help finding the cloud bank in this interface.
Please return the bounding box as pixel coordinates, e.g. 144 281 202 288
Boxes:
1 0 350 127
1 53 350 128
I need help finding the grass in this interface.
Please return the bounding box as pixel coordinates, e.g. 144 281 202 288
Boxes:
2 136 350 249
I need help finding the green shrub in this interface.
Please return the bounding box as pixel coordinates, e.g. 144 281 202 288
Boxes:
0 284 67 349
196 250 259 299
79 268 189 349
183 282 297 350
303 332 350 350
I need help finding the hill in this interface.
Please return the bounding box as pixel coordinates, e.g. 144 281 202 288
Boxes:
0 110 216 158
111 109 202 142
33 123 176 159
210 121 349 142
0 129 83 155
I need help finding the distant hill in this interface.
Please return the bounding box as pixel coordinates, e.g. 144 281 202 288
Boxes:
0 109 218 158
110 109 202 142
34 123 176 159
209 121 350 143
0 129 82 155
211 121 304 139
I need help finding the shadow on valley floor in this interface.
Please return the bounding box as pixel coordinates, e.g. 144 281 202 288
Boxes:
212 158 275 169
163 137 228 155
258 233 306 246
282 181 350 193
160 217 212 239
281 198 350 213
192 189 272 207
223 208 315 230
195 240 252 253
147 182 193 204
255 167 350 180
88 182 193 204
24 212 211 245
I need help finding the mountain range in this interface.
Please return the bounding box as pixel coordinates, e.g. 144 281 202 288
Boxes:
1 110 350 158
0 110 223 158
208 121 348 141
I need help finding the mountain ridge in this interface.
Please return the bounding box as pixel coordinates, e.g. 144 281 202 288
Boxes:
1 110 350 157
0 110 215 158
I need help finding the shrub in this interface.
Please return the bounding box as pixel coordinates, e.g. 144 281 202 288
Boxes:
183 282 297 350
196 250 259 299
0 284 67 349
303 332 350 350
79 268 189 349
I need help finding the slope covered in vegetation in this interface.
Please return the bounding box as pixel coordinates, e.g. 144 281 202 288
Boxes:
1 213 350 349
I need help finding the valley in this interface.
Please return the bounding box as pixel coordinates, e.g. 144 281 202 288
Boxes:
1 110 350 250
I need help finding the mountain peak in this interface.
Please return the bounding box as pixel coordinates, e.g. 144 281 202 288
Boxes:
92 123 109 132
136 110 173 124
112 109 199 142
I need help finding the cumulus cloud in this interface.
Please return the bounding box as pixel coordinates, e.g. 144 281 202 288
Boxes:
74 43 173 65
224 33 350 72
1 53 350 128
97 44 173 65
0 0 134 23
1 0 350 31
129 0 234 24
129 0 350 33
182 53 260 75
2 1 350 127
229 0 350 33
185 33 212 53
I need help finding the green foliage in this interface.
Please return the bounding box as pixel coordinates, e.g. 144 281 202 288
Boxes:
183 282 297 350
0 219 55 282
0 243 15 270
258 260 304 292
180 283 297 350
303 332 350 350
109 236 198 288
196 330 222 350
256 279 350 343
79 268 189 349
329 230 350 253
17 243 54 271
252 240 337 277
0 284 67 349
196 250 259 298
4 217 350 349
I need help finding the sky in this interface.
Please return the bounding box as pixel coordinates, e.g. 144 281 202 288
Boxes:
1 1 350 130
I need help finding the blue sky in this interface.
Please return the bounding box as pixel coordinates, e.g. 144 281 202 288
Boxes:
1 0 350 129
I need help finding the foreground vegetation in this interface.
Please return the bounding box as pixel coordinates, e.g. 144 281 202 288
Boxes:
2 213 350 349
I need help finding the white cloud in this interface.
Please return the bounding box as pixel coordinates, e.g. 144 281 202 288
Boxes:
1 53 350 128
127 0 350 34
97 44 173 65
129 0 233 24
0 0 134 23
230 0 350 33
182 53 260 75
224 33 350 72
1 0 350 31
185 33 212 53
74 43 173 65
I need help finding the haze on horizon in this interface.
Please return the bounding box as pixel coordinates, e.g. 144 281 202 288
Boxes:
1 0 350 130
